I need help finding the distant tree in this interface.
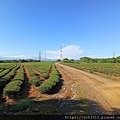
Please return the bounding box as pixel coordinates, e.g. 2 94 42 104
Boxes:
0 60 3 63
116 56 120 59
106 58 116 63
56 59 61 62
69 59 75 63
79 57 118 63
63 58 69 61
28 59 34 62
21 59 28 62
37 60 41 62
70 59 74 61
116 56 120 63
80 57 94 63
62 58 69 63
97 59 107 63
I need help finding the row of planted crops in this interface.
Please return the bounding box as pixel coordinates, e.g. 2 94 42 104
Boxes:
62 62 120 77
25 62 60 93
0 62 60 99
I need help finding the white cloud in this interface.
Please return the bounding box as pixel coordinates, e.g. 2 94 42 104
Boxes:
46 44 83 60
3 55 32 59
1 45 83 60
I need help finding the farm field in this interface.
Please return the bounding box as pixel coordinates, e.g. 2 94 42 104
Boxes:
62 62 120 80
1 0 120 119
0 62 61 114
0 62 120 116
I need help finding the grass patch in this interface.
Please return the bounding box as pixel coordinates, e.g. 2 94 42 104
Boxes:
11 99 32 112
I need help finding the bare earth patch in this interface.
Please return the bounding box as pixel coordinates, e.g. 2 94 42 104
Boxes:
55 63 120 114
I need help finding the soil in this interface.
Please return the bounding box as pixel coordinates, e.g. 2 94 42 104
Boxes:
55 63 120 114
24 67 41 99
18 66 30 98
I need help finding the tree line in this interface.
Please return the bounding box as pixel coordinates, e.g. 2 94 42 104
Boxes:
58 56 120 63
0 59 40 63
1 56 120 63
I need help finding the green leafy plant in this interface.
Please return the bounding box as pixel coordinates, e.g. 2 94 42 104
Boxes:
39 65 59 93
4 66 24 98
29 76 42 87
11 99 32 112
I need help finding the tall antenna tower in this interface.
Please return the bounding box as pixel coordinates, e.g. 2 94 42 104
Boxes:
113 50 115 58
39 51 41 61
60 46 63 60
44 53 46 61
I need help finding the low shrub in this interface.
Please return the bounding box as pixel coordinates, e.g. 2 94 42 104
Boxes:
41 72 49 80
3 66 24 98
29 76 42 87
39 65 59 93
4 80 23 98
0 65 20 89
11 99 32 112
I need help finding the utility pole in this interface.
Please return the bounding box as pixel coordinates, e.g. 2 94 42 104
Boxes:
39 51 41 61
113 50 115 58
44 53 46 61
60 46 63 60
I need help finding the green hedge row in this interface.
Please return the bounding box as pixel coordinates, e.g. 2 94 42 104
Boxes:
13 66 24 81
29 76 42 87
0 63 15 70
39 64 59 93
4 66 24 98
27 67 42 87
4 80 23 97
0 65 20 89
0 64 17 78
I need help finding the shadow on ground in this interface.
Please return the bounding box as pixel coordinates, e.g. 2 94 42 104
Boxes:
18 67 30 99
0 98 107 115
111 108 120 115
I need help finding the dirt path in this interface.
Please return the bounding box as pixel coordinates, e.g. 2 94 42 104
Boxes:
21 66 54 100
55 63 120 114
23 67 41 99
19 66 30 98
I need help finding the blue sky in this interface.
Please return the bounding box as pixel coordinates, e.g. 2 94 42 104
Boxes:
0 0 120 59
